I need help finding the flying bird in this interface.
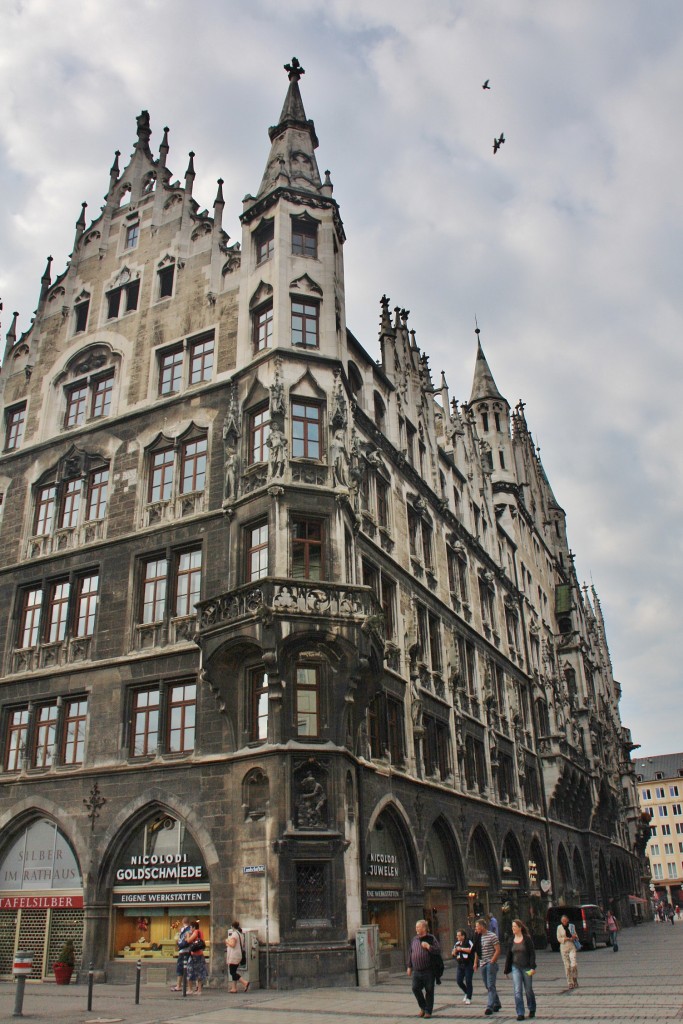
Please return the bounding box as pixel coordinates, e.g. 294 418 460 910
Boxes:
482 79 491 90
493 133 505 154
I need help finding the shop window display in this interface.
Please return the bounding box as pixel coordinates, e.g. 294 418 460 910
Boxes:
112 814 210 960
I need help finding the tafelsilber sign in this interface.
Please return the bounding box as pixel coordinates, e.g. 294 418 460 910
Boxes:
0 894 84 909
112 890 209 906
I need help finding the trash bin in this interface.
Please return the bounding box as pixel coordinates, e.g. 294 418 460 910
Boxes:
356 925 379 988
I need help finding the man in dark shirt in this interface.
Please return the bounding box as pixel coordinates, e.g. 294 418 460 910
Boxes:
407 918 441 1018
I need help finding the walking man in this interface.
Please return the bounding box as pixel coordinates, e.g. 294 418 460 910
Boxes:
473 917 501 1015
407 919 441 1019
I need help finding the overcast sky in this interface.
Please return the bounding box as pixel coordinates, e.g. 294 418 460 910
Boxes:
1 0 681 756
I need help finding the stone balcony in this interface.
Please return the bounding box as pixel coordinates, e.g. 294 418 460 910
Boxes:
197 581 387 643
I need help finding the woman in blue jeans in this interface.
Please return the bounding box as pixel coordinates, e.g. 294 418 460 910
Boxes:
503 919 536 1021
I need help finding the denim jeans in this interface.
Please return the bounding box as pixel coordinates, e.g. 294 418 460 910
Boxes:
480 962 500 1010
456 963 474 999
411 969 436 1014
511 965 536 1017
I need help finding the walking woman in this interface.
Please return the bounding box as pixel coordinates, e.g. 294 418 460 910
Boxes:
225 920 250 993
185 919 207 995
503 919 536 1021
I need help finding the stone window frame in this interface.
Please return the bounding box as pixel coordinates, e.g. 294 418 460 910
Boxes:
1 695 89 773
126 677 197 760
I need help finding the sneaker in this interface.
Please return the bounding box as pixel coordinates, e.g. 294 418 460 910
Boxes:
528 1013 535 1019
465 998 472 1004
485 1011 493 1017
517 1017 525 1021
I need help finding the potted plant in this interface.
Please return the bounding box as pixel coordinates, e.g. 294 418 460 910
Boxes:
53 939 76 985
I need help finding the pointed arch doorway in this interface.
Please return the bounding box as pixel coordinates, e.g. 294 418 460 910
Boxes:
0 818 83 980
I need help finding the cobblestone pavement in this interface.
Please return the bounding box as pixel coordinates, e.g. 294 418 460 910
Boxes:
1 920 681 1024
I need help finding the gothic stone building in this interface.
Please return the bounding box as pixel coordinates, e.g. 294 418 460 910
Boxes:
0 60 643 986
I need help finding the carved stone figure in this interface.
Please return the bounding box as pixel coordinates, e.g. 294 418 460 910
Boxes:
331 428 349 486
296 772 327 827
224 445 238 500
267 424 287 478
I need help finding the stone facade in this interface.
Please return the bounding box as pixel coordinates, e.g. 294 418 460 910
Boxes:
0 59 643 987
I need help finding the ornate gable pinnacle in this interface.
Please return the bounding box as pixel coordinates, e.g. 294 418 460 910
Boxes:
285 57 305 82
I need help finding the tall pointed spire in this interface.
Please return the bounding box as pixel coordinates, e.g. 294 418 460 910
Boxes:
256 57 323 200
469 328 505 403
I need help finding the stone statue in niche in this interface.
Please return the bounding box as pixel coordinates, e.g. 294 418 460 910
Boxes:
331 428 349 486
296 772 327 828
267 424 287 478
224 444 238 500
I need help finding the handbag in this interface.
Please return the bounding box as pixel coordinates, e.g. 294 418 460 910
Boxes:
568 924 581 952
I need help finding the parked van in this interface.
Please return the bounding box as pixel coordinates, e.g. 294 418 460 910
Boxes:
545 905 610 951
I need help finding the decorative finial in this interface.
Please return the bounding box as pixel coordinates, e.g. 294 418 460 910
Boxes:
214 178 225 205
186 151 196 176
76 202 87 229
83 781 107 832
475 314 480 338
161 126 169 150
284 57 305 82
110 149 121 177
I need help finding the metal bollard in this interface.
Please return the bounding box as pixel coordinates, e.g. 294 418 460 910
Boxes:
135 959 141 1004
87 961 94 1011
13 951 33 1018
12 977 26 1018
182 959 188 997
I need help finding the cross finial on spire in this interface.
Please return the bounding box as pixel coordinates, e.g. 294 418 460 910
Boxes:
284 57 305 82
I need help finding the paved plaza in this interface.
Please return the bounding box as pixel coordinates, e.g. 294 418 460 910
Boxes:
1 920 681 1024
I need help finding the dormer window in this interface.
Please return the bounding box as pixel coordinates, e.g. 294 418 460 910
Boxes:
291 216 318 258
125 223 140 250
73 295 90 335
255 220 274 264
107 278 140 319
157 258 175 300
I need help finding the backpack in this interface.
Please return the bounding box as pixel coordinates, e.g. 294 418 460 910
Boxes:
239 934 247 968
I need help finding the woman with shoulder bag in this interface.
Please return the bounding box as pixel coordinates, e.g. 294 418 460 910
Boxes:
225 920 249 993
503 919 537 1021
185 919 207 995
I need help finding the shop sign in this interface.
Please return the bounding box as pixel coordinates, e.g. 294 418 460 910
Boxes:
112 890 209 906
0 894 84 910
114 854 206 884
367 889 402 900
367 852 400 880
243 865 265 875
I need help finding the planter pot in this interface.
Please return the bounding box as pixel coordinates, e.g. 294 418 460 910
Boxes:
53 963 74 985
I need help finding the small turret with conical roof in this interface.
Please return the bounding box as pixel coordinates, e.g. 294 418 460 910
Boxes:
466 327 514 485
256 57 323 201
236 58 347 368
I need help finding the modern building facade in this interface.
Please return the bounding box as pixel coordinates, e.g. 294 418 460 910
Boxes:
635 753 683 907
0 60 643 987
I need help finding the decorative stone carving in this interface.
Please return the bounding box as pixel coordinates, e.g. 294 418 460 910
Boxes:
296 771 327 828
